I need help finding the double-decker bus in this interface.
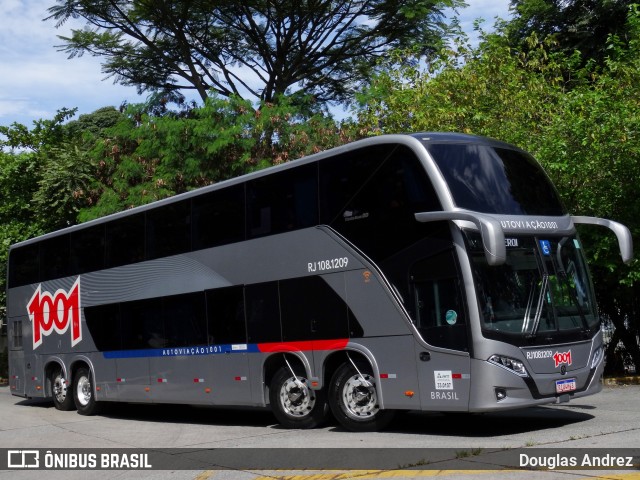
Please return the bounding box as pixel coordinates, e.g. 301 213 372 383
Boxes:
6 133 633 432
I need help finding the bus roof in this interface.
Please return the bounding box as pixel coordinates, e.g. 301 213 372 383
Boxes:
9 132 520 249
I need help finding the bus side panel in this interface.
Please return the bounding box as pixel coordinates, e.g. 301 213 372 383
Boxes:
115 357 151 402
343 269 411 337
149 356 210 405
9 350 25 397
92 354 118 401
212 352 253 406
414 341 471 412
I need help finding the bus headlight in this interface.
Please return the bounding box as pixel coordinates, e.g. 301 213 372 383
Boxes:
488 354 529 377
591 346 603 369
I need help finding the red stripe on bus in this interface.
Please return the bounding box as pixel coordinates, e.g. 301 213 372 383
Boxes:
257 339 349 353
452 373 462 379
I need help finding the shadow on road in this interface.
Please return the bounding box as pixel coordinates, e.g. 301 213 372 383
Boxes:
14 393 595 437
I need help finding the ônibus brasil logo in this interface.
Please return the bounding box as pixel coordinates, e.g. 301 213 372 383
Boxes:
27 278 81 349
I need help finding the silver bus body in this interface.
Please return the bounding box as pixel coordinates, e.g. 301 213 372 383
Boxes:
6 133 633 431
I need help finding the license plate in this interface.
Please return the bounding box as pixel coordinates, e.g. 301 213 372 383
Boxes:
556 378 577 394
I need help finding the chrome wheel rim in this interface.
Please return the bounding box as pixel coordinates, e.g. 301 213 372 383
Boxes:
279 376 315 417
341 373 379 420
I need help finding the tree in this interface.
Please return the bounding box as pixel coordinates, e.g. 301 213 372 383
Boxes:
46 0 463 106
79 95 358 220
506 0 635 67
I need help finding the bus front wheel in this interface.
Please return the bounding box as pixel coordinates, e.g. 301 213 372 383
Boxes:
329 361 394 432
50 367 76 411
73 367 99 416
269 365 328 429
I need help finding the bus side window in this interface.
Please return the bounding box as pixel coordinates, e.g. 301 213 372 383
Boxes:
206 286 247 345
163 293 207 347
10 320 23 349
411 250 468 352
244 282 282 343
146 200 191 260
247 163 318 239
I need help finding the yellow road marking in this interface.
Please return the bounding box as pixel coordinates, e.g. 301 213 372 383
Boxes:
250 471 640 480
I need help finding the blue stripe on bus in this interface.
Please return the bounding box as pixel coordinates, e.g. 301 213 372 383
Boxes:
103 343 260 359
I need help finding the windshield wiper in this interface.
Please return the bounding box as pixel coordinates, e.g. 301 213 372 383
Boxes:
527 273 549 339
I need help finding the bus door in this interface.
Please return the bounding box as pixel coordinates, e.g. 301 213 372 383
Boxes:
410 250 471 411
8 317 26 397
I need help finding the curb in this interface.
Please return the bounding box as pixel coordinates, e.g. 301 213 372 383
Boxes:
603 376 640 386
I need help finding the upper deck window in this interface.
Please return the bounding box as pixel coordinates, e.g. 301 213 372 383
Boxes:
425 143 566 216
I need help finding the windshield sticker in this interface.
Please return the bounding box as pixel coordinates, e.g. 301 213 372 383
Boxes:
539 240 551 256
573 239 581 249
445 310 458 325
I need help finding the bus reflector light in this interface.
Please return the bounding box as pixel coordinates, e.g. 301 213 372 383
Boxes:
205 388 211 394
404 391 415 398
144 387 150 392
36 385 41 391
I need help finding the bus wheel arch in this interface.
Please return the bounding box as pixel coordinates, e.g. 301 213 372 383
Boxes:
70 361 100 416
266 353 329 429
327 351 395 432
45 361 75 411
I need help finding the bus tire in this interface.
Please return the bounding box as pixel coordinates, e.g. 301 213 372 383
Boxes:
50 367 76 411
329 361 395 432
269 365 328 429
73 366 100 416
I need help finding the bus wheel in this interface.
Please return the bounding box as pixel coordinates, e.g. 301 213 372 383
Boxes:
73 367 100 416
269 365 328 429
329 361 394 432
50 368 76 411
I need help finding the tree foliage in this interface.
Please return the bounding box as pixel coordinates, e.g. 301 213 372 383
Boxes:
506 0 635 68
78 95 357 220
46 0 463 106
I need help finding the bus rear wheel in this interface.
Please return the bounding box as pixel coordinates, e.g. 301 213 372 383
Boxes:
73 367 100 416
329 361 395 432
269 365 328 429
50 368 75 411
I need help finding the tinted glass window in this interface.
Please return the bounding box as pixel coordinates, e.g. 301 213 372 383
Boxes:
40 234 71 281
8 244 39 288
193 185 245 250
70 225 105 274
426 143 566 215
320 145 441 262
245 282 281 343
163 293 207 347
85 303 122 351
247 164 318 238
146 200 191 260
280 276 350 341
206 286 246 344
120 298 164 350
106 214 145 268
411 250 468 351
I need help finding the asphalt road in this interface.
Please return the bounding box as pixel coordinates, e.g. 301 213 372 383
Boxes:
0 383 639 480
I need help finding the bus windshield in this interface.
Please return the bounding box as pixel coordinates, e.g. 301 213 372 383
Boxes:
465 232 599 346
